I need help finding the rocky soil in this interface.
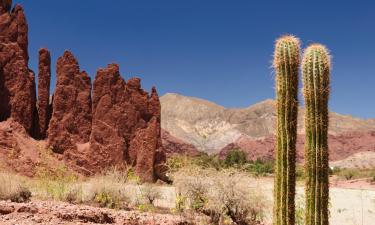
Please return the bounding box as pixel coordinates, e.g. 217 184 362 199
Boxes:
0 200 191 225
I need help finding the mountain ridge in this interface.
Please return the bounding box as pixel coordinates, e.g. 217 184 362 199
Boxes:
160 93 375 166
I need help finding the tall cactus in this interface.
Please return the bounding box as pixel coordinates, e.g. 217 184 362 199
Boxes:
273 35 300 225
302 44 331 225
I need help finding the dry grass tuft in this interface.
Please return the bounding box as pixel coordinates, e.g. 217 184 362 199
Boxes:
172 165 268 225
0 172 31 203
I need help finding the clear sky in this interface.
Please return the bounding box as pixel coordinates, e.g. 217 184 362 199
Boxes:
17 0 375 118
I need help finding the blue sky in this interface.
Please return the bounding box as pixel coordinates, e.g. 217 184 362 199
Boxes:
17 0 375 118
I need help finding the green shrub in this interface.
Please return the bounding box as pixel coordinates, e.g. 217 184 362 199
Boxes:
173 194 186 213
193 153 223 169
246 159 274 176
137 203 155 212
224 149 247 167
95 191 119 208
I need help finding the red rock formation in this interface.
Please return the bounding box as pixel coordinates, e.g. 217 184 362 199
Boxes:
88 64 164 181
47 51 92 153
0 2 165 182
37 48 51 139
129 117 159 182
128 87 165 182
0 0 12 13
147 88 167 181
88 64 131 170
0 2 37 136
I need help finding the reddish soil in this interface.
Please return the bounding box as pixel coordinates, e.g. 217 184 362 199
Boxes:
0 200 191 225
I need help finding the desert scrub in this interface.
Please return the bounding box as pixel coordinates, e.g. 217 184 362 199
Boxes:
139 184 161 206
172 166 267 225
88 170 130 209
33 165 78 201
0 172 31 203
331 168 375 181
224 149 247 167
245 158 274 177
166 152 274 178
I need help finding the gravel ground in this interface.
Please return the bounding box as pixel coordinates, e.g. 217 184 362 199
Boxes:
0 200 191 225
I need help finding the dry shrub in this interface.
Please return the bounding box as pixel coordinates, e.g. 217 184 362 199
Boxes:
33 165 77 201
0 172 31 202
65 169 130 208
172 166 267 225
140 184 161 205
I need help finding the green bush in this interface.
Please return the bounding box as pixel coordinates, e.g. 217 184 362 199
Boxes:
166 151 275 178
192 153 222 169
245 159 274 176
95 191 119 208
137 203 155 212
224 149 247 167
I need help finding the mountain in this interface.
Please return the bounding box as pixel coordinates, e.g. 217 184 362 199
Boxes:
160 93 375 166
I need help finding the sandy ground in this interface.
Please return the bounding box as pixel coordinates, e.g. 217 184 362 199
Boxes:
247 178 375 225
0 178 373 225
156 177 375 225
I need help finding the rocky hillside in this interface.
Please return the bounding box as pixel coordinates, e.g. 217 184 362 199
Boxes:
161 93 375 165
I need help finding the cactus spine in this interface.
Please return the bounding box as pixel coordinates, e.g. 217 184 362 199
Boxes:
302 44 331 225
273 35 300 225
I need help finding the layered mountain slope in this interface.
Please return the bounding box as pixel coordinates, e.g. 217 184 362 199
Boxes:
161 93 375 164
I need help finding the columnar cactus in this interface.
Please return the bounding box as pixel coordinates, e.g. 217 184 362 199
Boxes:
273 35 300 225
302 44 331 225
